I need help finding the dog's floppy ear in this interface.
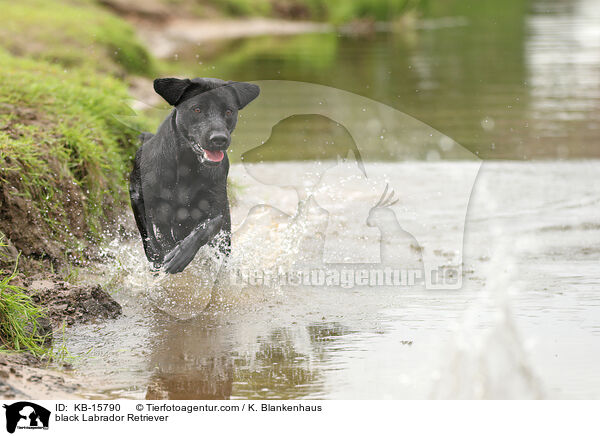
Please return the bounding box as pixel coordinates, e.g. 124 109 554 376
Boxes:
154 78 193 106
228 82 260 110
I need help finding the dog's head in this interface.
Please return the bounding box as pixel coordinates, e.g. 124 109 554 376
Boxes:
154 77 260 166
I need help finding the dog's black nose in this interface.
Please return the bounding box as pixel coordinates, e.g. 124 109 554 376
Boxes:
209 133 229 148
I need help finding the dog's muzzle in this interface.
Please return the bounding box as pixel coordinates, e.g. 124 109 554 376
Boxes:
192 143 225 165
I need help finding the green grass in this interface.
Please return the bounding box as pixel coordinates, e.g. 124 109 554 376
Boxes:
1 0 155 76
0 49 151 259
306 0 419 23
0 259 74 361
1 0 154 262
211 0 421 23
0 251 50 357
217 0 273 17
47 322 77 364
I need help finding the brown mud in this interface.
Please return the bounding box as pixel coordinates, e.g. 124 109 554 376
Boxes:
0 274 122 399
0 353 81 400
22 275 122 329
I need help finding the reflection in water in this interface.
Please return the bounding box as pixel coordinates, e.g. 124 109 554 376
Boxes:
144 315 351 399
526 0 600 157
233 326 325 399
145 317 233 400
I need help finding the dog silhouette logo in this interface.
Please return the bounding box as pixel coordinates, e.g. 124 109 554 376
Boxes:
2 402 50 433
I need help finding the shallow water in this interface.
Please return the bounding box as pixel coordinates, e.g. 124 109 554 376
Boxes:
65 161 600 399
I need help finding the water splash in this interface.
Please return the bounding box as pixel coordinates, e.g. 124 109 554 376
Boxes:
92 193 326 320
433 177 544 399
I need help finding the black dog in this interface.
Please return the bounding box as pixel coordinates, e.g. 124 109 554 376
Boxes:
129 77 260 274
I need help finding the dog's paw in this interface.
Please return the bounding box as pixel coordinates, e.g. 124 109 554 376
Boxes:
162 214 224 274
163 248 193 274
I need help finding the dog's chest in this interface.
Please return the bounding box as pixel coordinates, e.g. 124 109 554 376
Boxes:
175 171 212 206
170 158 226 225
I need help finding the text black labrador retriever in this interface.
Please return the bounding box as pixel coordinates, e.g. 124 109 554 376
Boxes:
129 77 260 274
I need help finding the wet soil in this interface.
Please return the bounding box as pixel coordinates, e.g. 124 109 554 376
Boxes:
0 275 122 399
0 353 81 400
22 275 122 329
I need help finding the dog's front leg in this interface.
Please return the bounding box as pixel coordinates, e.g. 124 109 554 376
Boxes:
162 214 224 274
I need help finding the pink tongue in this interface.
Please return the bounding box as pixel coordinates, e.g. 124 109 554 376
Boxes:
204 149 224 162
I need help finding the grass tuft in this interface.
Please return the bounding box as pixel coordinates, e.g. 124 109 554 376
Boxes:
0 250 50 357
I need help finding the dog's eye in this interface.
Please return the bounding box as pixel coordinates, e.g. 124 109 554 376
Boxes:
225 109 232 116
193 107 202 113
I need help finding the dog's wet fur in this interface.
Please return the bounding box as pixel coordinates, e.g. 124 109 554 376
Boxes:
129 77 260 274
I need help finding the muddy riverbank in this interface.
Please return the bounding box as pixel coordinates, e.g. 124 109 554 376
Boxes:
0 275 122 399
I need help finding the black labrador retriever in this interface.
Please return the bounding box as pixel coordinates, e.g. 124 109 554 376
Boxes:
129 77 260 274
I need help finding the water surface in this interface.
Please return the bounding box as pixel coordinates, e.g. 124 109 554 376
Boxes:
68 161 600 399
